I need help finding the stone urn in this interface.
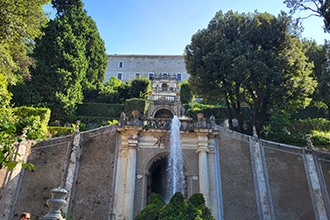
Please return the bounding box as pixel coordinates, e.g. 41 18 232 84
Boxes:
196 113 204 119
40 188 68 220
132 110 139 118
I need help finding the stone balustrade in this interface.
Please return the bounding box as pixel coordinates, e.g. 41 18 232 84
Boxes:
119 115 217 131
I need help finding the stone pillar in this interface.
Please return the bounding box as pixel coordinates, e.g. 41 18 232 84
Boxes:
305 152 328 219
196 131 210 207
207 133 218 218
62 122 82 215
0 130 31 220
113 127 140 220
249 135 273 220
136 172 148 212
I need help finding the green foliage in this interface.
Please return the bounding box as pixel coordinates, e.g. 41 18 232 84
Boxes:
0 0 50 83
158 192 200 220
13 106 51 139
105 76 123 90
135 193 165 220
48 126 74 137
117 78 151 103
188 193 206 207
284 0 330 33
76 103 124 117
129 78 152 99
311 130 330 147
136 193 214 220
291 106 328 119
0 108 36 171
184 10 316 134
188 194 214 220
262 115 330 149
124 98 148 117
93 76 123 103
179 81 193 104
304 40 330 119
15 0 107 119
0 74 12 108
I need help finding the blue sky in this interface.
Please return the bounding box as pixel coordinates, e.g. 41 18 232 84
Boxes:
48 0 329 55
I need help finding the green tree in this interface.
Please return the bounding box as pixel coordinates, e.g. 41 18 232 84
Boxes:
0 0 50 83
0 75 12 108
16 0 107 118
284 0 330 33
0 0 49 171
304 40 330 118
179 81 193 104
129 78 152 99
184 11 316 134
93 76 122 103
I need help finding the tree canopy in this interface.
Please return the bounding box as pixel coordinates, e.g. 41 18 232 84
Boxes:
0 0 50 83
184 11 316 134
284 0 330 33
16 0 107 118
304 39 330 118
0 0 50 171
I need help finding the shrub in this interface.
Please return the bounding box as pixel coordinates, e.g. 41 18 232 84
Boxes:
135 193 165 220
48 126 74 137
13 106 51 139
136 192 215 220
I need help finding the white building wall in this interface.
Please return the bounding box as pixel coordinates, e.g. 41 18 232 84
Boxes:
105 54 189 83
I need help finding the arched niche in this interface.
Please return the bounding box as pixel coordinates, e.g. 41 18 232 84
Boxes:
139 150 194 203
153 108 174 119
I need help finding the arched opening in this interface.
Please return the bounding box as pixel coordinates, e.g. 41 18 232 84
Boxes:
148 156 168 201
154 109 173 119
147 155 188 203
161 83 168 91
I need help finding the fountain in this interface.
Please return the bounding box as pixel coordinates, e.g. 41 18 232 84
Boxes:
166 115 185 202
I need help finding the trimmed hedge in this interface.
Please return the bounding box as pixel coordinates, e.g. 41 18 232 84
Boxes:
48 126 74 137
124 98 148 117
76 103 124 117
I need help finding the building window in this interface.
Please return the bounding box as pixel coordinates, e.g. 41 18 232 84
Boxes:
118 61 124 68
177 73 182 81
135 73 140 78
149 72 154 80
117 73 122 80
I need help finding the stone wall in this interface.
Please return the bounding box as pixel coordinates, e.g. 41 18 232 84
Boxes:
1 124 329 219
215 128 330 219
0 125 118 220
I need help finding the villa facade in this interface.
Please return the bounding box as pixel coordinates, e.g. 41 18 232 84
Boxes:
105 54 189 83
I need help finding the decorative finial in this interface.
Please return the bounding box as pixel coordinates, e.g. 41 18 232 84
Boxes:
75 120 80 132
306 134 314 151
253 126 258 138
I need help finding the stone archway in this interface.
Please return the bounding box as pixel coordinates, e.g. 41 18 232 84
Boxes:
141 150 193 203
161 83 168 91
148 156 168 201
154 108 173 119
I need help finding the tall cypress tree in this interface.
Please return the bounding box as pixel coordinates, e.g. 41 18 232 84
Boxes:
19 0 107 118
